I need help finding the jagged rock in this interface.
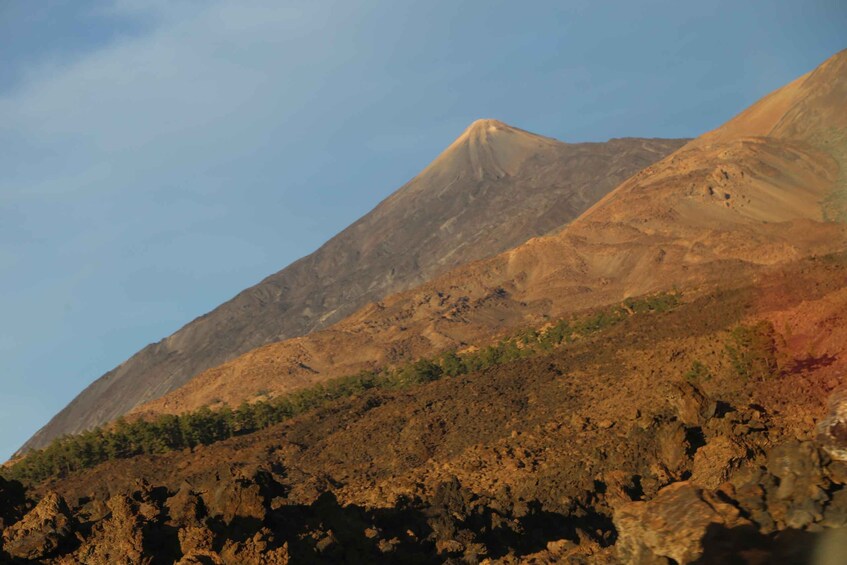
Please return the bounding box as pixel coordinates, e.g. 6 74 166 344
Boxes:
601 470 639 509
510 534 608 564
822 489 847 528
435 538 464 555
219 528 289 564
668 381 716 427
826 460 847 485
427 477 475 544
2 492 74 560
168 484 207 526
314 530 338 553
179 525 217 556
817 389 847 461
731 474 776 533
691 435 747 489
613 481 751 564
200 468 267 526
656 421 690 480
765 441 829 529
75 494 152 564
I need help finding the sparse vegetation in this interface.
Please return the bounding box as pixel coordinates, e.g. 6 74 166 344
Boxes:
3 292 680 484
684 360 711 382
725 321 780 380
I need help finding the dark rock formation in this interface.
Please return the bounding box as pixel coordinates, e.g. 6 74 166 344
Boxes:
0 476 26 531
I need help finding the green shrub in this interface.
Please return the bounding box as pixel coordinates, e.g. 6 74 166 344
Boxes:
684 360 711 382
725 321 779 380
2 290 682 484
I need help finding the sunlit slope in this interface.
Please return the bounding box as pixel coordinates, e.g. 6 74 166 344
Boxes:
21 120 685 453
131 50 847 418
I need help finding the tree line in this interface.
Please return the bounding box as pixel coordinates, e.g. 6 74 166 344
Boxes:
3 292 680 484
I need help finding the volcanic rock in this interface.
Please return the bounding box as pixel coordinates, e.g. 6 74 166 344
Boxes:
817 388 847 461
668 381 716 427
2 492 74 561
613 481 751 564
765 440 829 529
691 435 747 489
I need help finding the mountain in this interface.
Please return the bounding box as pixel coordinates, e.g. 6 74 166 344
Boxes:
5 49 847 565
20 122 686 453
128 50 847 420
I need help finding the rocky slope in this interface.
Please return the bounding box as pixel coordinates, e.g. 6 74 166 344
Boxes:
21 122 686 453
131 50 847 419
6 251 847 563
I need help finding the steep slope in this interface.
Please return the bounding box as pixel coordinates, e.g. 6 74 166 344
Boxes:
15 253 847 563
22 122 686 453
133 50 847 419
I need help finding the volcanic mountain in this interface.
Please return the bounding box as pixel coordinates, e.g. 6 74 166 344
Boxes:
5 49 847 565
21 122 686 453
129 50 847 419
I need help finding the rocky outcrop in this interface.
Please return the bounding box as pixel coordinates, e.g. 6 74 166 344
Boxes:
691 435 747 489
76 484 175 565
817 388 847 461
765 440 830 529
2 492 74 561
613 481 751 564
668 381 716 427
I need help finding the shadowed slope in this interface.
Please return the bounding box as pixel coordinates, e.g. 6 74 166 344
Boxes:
20 121 686 454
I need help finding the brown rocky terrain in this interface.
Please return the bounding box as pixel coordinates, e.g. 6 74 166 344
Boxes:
131 49 847 419
4 252 847 563
22 122 686 454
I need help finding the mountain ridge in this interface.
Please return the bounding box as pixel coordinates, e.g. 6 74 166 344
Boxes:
19 123 687 454
129 50 847 420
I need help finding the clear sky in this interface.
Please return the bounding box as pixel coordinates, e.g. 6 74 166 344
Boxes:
1 0 845 461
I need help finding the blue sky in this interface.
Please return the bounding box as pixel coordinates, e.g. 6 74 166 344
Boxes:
1 0 845 460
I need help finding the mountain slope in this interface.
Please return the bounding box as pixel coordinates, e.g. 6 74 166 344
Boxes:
132 50 847 419
21 122 686 453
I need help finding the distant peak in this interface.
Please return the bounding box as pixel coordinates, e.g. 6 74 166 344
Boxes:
414 118 562 182
465 118 511 134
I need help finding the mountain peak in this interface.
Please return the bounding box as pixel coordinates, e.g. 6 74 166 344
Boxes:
696 48 847 146
423 119 561 181
463 118 511 135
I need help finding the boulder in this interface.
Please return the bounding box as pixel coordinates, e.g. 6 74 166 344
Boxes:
613 481 751 564
817 389 847 461
199 468 267 527
2 491 74 561
765 441 829 529
167 482 209 526
656 421 690 480
75 494 152 564
668 381 716 427
691 435 747 489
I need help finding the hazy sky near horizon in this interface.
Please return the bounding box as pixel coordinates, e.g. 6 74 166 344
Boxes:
1 0 845 460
